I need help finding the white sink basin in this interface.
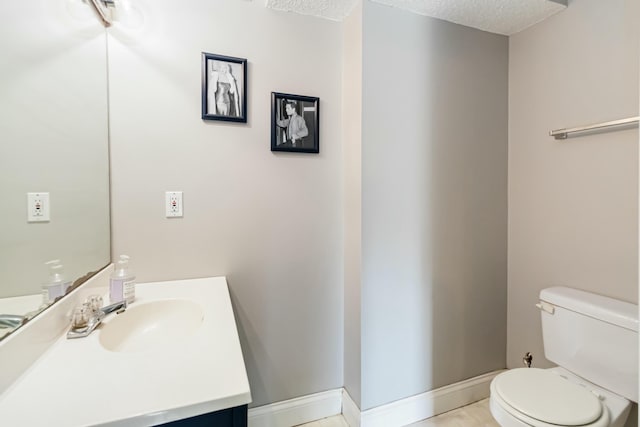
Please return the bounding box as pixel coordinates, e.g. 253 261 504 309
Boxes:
99 299 204 353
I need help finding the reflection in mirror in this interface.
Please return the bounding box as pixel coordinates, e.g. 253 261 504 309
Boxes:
0 0 111 340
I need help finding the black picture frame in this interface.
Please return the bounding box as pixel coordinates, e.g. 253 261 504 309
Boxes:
271 92 319 153
201 52 247 123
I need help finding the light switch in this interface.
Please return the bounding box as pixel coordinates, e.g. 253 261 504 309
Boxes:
27 192 50 222
165 191 183 218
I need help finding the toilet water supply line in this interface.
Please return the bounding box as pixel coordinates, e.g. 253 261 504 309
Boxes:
523 352 533 368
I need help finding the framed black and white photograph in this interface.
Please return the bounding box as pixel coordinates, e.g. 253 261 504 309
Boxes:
271 92 319 153
201 52 247 123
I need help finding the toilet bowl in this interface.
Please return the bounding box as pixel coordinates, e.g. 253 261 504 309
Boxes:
489 367 631 427
489 287 637 427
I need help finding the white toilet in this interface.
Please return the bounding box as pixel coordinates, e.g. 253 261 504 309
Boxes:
490 286 638 427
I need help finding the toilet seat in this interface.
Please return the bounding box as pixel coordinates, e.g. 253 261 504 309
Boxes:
490 369 610 427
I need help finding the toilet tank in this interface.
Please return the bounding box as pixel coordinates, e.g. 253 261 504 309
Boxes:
539 287 638 402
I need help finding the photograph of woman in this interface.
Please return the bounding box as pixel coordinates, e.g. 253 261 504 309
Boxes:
201 53 247 122
209 62 240 116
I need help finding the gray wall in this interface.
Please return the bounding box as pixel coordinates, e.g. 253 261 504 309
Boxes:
108 0 344 408
360 2 508 411
105 0 637 415
342 1 363 407
508 1 638 423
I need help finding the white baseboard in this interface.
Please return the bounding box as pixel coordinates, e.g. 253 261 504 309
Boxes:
359 370 503 427
247 370 503 427
341 389 361 427
248 389 342 427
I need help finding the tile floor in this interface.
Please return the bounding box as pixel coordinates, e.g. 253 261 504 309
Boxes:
298 398 499 427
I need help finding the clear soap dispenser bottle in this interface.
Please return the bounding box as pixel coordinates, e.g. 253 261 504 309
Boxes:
42 260 71 304
110 255 136 304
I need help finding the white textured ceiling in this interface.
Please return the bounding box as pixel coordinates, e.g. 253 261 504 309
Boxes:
264 0 567 35
265 0 359 21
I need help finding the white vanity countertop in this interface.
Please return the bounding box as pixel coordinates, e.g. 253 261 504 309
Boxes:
0 277 251 426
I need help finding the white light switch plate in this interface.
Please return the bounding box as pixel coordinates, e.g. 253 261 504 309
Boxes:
165 191 183 217
27 192 50 222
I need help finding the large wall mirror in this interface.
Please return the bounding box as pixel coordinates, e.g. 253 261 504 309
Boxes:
0 0 111 340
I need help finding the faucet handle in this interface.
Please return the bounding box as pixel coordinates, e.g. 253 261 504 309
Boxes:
71 304 91 329
85 295 104 314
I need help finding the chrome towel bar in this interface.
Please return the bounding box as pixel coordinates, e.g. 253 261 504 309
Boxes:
550 116 639 140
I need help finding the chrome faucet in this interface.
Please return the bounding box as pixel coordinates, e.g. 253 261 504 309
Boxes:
0 314 26 329
67 297 127 339
100 300 127 316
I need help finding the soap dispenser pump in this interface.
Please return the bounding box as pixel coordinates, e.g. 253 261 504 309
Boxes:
110 255 136 304
42 260 71 304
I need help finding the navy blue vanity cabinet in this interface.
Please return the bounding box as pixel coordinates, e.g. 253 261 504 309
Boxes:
156 405 247 427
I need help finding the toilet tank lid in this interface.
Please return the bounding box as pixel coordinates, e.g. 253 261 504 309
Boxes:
540 287 638 332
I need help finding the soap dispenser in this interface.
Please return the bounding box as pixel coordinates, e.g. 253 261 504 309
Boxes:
110 255 136 304
42 260 71 304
